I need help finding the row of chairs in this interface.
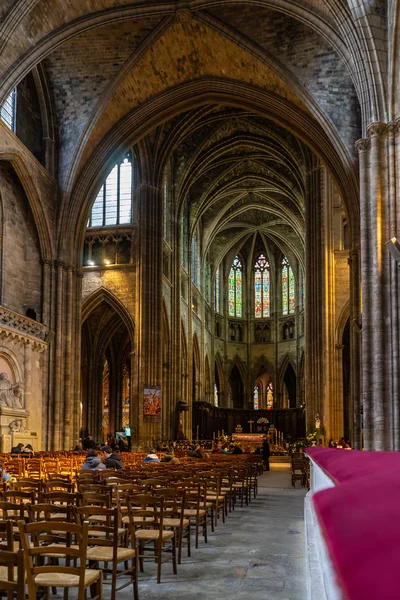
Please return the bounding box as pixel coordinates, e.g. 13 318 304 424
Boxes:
0 456 264 599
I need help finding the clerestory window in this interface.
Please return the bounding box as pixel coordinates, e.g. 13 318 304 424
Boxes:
88 155 132 227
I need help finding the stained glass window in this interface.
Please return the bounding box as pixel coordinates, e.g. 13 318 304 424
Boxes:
228 256 242 317
0 89 16 131
254 254 270 318
214 266 221 313
213 383 219 407
282 257 295 315
89 155 132 227
191 234 197 285
253 385 259 410
267 383 273 410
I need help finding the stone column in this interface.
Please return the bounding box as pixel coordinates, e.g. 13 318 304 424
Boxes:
136 182 163 448
356 122 396 450
348 246 362 449
305 157 324 434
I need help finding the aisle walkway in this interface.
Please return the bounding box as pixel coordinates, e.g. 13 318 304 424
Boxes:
139 465 307 600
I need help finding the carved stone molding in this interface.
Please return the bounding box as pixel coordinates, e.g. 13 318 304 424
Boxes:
366 122 386 138
175 8 192 23
0 306 48 351
354 138 370 154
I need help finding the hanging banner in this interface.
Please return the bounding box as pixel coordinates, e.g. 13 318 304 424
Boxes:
143 387 162 423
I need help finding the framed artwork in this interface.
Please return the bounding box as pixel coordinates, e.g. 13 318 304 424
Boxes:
143 387 162 423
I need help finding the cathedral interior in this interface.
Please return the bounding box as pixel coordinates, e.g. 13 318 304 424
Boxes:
0 0 398 453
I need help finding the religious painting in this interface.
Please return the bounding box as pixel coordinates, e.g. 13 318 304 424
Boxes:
143 387 162 422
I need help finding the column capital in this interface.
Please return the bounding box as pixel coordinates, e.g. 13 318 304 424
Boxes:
354 138 370 154
366 122 386 138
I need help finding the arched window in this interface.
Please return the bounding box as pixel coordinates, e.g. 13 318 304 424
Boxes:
228 256 243 317
191 234 197 285
254 253 270 318
253 385 259 410
267 382 273 410
89 155 132 227
282 257 295 315
214 266 221 313
213 383 219 407
0 88 16 132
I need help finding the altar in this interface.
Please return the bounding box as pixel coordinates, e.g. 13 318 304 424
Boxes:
231 433 264 451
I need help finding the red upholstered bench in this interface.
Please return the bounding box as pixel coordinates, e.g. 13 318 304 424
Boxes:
306 447 400 600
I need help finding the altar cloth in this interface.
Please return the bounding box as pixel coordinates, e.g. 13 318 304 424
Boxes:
306 448 400 600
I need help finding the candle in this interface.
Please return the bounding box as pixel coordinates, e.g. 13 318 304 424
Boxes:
222 429 224 436
196 425 199 440
213 431 215 440
218 430 220 438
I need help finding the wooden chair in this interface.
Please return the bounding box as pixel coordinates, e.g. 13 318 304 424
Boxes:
153 487 190 564
0 549 25 600
18 519 102 600
75 505 138 600
2 490 35 505
291 453 306 488
127 494 177 584
182 481 208 548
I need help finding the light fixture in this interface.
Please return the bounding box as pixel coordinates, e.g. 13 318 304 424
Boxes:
386 237 400 262
87 260 94 266
104 259 111 265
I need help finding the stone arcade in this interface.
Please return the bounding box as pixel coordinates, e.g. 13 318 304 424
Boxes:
0 1 398 453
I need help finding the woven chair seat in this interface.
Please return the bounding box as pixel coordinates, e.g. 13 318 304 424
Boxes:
206 495 225 502
34 569 101 588
0 566 18 579
135 529 174 541
86 546 135 562
163 518 190 528
183 508 206 517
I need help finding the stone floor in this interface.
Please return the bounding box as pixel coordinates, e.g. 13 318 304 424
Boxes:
136 464 307 600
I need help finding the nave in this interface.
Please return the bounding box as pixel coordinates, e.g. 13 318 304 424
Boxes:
137 466 306 600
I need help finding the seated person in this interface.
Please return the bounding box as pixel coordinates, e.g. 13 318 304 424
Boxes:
211 442 222 454
81 449 106 470
220 444 231 454
188 444 203 458
0 460 11 483
11 442 24 454
143 449 160 463
231 443 243 454
22 443 34 457
101 445 124 469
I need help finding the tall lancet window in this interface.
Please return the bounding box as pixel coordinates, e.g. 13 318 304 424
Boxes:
253 385 259 410
89 154 132 227
213 383 219 407
228 256 243 317
191 234 197 285
214 266 221 313
282 256 295 315
267 382 273 410
254 253 270 318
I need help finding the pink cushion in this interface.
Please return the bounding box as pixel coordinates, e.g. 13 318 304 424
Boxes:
305 446 400 484
306 448 400 599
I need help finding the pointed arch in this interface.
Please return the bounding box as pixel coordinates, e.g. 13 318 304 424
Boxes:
82 287 134 343
279 355 297 409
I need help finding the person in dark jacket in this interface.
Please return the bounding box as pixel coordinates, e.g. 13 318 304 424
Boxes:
101 445 124 469
11 442 24 454
81 449 106 470
262 437 270 471
82 435 96 450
